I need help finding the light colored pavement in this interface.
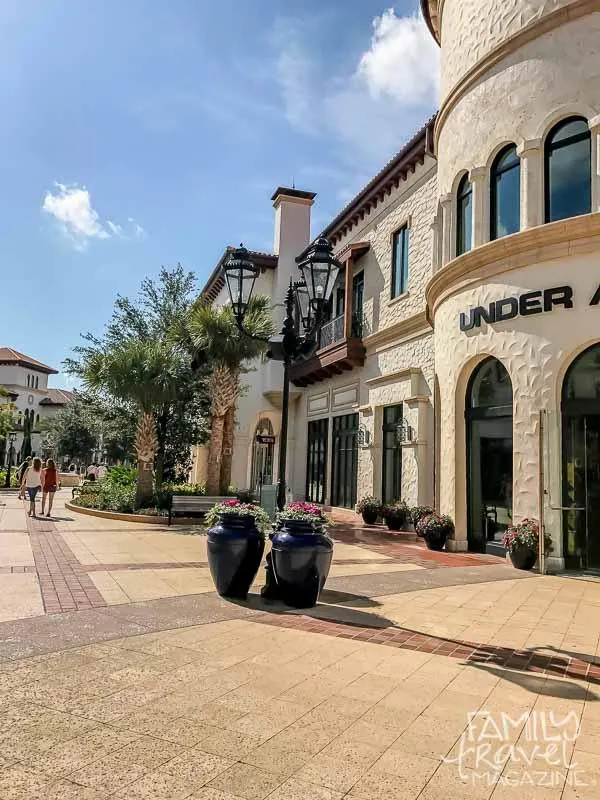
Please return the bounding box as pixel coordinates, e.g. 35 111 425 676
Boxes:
0 490 599 797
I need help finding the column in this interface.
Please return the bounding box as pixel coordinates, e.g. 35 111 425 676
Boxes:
589 114 600 213
440 193 453 265
470 167 488 247
517 139 543 229
343 255 353 338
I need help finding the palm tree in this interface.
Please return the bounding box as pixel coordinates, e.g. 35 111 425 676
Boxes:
80 339 182 507
188 295 273 495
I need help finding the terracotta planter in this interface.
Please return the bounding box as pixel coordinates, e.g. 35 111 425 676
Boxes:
509 546 537 571
207 513 265 600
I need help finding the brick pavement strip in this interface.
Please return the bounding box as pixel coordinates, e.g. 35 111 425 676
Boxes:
26 514 106 613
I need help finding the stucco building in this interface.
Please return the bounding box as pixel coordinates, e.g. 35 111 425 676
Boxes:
0 348 73 464
199 0 600 572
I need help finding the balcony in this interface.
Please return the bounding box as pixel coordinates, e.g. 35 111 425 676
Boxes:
290 312 366 387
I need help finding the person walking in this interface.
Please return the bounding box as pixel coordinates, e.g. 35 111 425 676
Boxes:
41 458 59 517
22 457 43 517
16 457 31 500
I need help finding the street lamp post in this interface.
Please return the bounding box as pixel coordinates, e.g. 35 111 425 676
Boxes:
4 432 17 488
223 238 341 511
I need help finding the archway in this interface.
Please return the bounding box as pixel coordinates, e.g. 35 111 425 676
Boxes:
562 343 600 569
466 357 513 553
250 418 274 493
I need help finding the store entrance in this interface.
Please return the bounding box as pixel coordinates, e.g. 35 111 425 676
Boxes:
466 358 513 554
562 344 600 570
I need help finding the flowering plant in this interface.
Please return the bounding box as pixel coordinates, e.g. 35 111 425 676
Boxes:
381 501 409 523
205 499 272 534
416 512 454 538
276 500 329 530
355 496 382 514
410 505 435 530
502 518 551 554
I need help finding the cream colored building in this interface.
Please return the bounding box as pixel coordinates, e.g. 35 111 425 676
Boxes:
200 0 600 572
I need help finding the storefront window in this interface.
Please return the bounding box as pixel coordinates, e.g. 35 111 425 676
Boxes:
382 405 403 504
331 413 359 509
306 419 328 504
545 117 591 223
490 144 520 240
467 358 513 553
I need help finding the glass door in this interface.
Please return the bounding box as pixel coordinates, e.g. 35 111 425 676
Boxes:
382 404 403 504
331 413 359 508
306 419 328 504
563 415 600 570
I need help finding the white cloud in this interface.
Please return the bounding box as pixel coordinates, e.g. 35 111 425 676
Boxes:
358 9 439 104
42 183 145 250
270 18 316 133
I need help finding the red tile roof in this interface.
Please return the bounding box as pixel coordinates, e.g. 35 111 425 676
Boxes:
0 347 58 374
39 388 74 405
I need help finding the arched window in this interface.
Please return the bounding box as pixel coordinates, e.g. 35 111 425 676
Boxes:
466 358 513 553
490 145 520 240
456 174 472 256
250 418 274 492
545 117 591 223
35 376 39 389
26 375 30 388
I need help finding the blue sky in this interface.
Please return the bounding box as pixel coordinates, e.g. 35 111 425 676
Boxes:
0 0 438 387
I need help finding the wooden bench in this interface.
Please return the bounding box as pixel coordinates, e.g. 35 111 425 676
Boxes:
168 495 228 525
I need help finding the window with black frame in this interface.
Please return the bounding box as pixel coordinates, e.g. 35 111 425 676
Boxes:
490 144 520 240
306 419 328 504
391 226 409 298
331 413 358 509
456 174 472 256
382 404 403 504
545 117 591 224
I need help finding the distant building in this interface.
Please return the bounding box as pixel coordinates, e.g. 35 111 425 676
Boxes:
0 348 73 464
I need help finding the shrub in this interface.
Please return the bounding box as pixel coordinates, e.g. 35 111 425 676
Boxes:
410 505 435 529
381 501 409 525
105 465 137 487
205 499 272 534
0 469 20 488
276 500 329 530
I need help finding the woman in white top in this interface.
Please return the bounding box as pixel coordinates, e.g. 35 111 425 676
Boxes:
22 457 44 518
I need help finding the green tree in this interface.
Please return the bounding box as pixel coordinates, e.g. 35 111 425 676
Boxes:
79 339 182 507
187 296 273 495
65 265 210 487
0 387 15 445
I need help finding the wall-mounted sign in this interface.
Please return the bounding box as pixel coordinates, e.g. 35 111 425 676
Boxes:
460 285 574 332
256 434 276 445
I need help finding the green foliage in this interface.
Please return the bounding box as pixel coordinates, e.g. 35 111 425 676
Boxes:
0 469 19 488
104 465 137 487
205 500 272 534
73 478 135 513
0 387 15 444
356 496 382 514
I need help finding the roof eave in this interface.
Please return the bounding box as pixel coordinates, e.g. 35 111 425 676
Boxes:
420 0 441 44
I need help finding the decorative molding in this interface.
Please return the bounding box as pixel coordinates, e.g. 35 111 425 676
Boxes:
434 0 599 147
426 212 600 316
365 367 422 387
362 312 432 352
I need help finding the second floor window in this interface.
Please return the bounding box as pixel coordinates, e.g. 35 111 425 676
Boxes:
456 174 473 256
545 116 591 224
391 225 409 298
490 144 520 240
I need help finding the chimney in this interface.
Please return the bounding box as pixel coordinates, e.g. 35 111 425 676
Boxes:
271 187 316 299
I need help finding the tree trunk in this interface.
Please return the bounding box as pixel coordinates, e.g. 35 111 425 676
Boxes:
134 411 158 508
206 414 225 495
219 406 236 495
154 407 169 488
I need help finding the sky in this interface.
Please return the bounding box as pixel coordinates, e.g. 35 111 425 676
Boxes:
0 0 439 388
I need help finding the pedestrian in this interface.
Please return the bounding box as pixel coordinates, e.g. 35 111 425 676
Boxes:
41 458 59 518
22 457 43 517
16 457 31 500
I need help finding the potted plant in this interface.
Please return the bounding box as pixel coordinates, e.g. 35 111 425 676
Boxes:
502 518 549 570
381 501 409 531
410 505 435 534
205 499 271 600
267 501 333 608
416 512 454 550
356 496 382 525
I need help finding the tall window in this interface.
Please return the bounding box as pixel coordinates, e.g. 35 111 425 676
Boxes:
306 419 328 504
490 145 520 240
250 418 274 491
331 413 359 509
35 376 39 389
545 117 591 223
382 404 403 504
391 225 409 298
26 375 30 388
456 174 473 256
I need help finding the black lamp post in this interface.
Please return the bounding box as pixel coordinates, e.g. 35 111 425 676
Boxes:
223 238 341 511
4 432 16 488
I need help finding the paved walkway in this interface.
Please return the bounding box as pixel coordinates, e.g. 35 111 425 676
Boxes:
0 491 599 798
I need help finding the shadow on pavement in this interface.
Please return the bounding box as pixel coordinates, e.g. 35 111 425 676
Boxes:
468 663 596 701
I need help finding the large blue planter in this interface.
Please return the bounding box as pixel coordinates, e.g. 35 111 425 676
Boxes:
207 513 265 600
270 518 333 608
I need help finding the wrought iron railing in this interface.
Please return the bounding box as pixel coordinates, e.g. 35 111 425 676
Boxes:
318 312 365 349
